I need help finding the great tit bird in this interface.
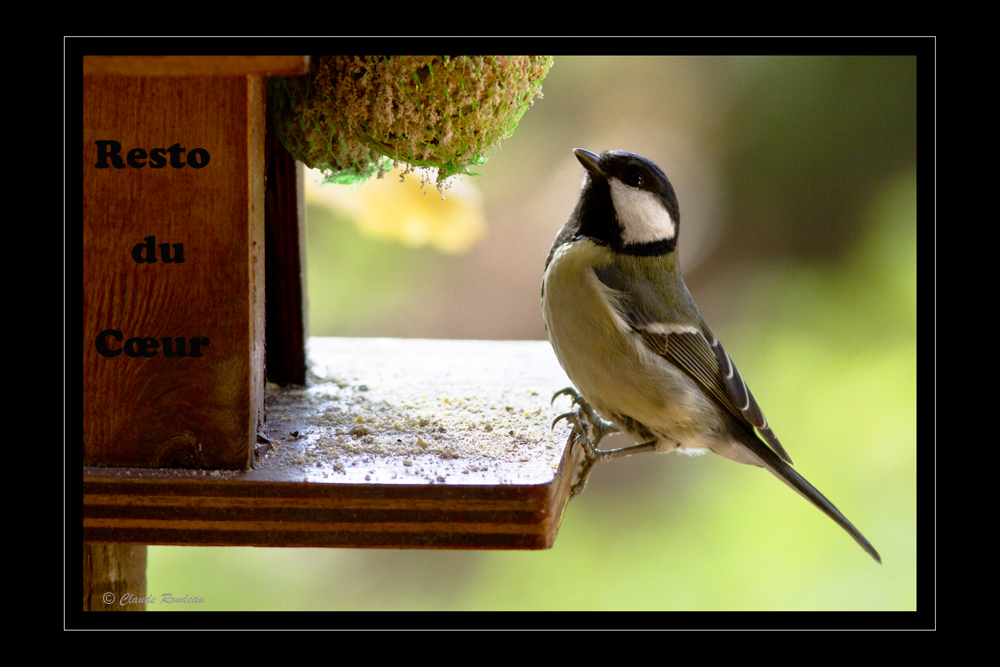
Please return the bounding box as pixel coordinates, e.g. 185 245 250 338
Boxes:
542 148 881 563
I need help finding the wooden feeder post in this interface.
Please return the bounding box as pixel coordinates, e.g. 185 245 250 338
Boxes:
83 56 308 610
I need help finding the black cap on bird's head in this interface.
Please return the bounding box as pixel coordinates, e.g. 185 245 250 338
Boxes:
572 148 681 256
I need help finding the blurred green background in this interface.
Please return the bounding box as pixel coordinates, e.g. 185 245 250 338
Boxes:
148 55 916 611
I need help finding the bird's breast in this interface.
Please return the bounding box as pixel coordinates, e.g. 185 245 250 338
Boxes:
542 240 727 450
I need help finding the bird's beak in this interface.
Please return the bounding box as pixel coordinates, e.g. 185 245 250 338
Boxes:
573 148 604 177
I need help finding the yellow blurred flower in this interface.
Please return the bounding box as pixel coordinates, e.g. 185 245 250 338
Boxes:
305 166 487 254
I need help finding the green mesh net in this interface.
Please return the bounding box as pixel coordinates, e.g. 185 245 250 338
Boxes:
269 56 553 185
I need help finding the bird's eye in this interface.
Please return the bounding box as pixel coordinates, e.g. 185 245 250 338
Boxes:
626 173 644 188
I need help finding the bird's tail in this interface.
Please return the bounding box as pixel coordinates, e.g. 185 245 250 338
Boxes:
740 433 881 564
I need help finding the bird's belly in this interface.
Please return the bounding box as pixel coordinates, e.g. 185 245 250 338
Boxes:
542 254 723 453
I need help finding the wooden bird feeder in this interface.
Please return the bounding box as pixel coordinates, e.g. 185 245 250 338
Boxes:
82 55 580 611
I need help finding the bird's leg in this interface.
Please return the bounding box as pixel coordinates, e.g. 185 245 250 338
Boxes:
566 436 659 497
552 387 628 497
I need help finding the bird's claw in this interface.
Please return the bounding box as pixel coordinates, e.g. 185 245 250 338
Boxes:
551 387 619 498
570 457 598 499
551 386 583 407
552 387 619 445
552 409 579 430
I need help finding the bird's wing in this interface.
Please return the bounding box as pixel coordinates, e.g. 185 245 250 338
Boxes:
593 264 881 563
593 265 792 464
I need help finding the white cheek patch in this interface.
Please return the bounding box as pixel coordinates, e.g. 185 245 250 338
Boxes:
609 179 676 244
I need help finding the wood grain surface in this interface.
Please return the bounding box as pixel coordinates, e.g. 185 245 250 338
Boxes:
84 338 584 549
83 73 267 468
